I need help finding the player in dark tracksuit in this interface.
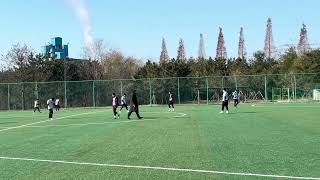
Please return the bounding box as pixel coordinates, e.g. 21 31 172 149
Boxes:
112 93 120 119
168 91 175 112
128 90 143 120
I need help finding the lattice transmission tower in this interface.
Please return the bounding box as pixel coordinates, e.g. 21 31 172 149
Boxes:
216 27 227 59
297 23 310 54
238 27 247 59
177 38 186 61
160 38 169 63
264 18 276 58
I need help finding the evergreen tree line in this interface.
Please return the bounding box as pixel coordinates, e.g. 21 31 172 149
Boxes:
0 44 320 84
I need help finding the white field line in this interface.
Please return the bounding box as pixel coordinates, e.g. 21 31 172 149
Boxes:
0 112 187 129
0 156 318 180
141 112 187 118
4 113 187 129
0 110 108 133
253 105 320 108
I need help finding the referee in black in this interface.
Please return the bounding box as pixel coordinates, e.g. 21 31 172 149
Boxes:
128 90 143 120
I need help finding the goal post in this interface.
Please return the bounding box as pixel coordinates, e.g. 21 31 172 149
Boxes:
313 89 320 101
272 87 290 102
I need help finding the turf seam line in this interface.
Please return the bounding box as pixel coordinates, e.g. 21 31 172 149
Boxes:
0 110 108 133
0 156 318 180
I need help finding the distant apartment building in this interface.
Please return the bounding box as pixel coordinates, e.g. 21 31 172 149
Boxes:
42 37 69 59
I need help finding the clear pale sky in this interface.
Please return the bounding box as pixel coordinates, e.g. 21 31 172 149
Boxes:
0 0 319 61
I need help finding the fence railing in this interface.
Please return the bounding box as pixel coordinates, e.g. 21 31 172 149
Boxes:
0 73 319 110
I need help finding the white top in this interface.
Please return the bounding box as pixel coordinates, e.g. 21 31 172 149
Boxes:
55 99 60 106
112 97 117 106
47 99 55 110
232 91 238 100
121 96 127 105
222 91 228 101
34 100 39 108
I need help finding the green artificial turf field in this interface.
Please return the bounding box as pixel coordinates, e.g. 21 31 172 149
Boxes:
0 103 319 180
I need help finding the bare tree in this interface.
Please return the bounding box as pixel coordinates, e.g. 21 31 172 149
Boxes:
83 38 107 62
1 43 34 81
101 50 141 80
82 39 108 79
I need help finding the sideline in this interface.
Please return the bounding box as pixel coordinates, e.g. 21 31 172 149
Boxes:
0 156 318 180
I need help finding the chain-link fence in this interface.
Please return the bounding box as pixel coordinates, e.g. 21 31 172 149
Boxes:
0 73 319 110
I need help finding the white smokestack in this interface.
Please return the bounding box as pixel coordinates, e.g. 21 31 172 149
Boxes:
69 0 94 58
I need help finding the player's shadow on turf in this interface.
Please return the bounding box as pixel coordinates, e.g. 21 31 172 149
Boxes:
231 112 257 114
141 117 160 120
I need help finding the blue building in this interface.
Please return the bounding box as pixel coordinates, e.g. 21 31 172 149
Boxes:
42 37 69 59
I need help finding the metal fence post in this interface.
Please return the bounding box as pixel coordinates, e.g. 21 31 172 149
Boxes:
234 76 238 90
264 75 268 101
92 81 96 107
120 80 123 96
35 82 39 99
206 77 209 105
64 81 67 109
21 83 24 111
7 84 10 110
293 75 297 101
221 76 224 88
177 77 181 104
149 79 152 106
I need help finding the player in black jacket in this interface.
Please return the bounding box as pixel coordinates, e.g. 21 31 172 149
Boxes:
128 90 143 120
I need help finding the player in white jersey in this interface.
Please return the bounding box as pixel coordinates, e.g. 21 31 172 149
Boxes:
112 93 120 119
232 90 239 108
47 98 55 120
220 88 229 114
33 99 41 113
120 93 129 113
55 99 60 111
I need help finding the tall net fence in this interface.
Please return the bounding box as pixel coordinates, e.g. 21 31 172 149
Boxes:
0 73 319 110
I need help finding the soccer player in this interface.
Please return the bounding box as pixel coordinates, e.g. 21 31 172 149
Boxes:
55 99 60 111
220 88 229 114
120 93 128 112
168 91 175 112
33 99 41 113
232 90 239 108
47 98 55 120
128 90 143 120
112 93 120 119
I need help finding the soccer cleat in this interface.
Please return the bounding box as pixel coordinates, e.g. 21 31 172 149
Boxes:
172 109 175 112
226 111 229 114
220 111 224 114
168 109 171 112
